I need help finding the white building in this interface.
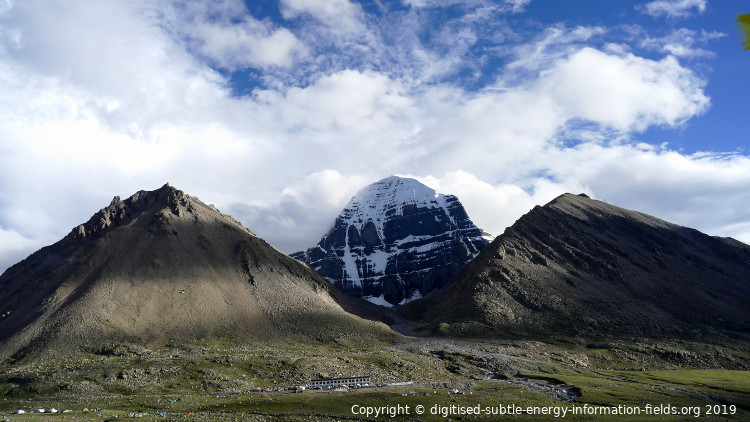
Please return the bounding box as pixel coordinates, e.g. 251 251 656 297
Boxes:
311 376 370 389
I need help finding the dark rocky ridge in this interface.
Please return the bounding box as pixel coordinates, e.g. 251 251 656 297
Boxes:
292 176 489 306
0 184 395 359
404 193 750 337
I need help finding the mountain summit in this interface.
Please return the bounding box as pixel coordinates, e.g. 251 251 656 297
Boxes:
0 184 392 359
409 193 750 336
292 176 489 306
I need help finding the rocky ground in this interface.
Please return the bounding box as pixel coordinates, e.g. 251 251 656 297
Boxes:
404 193 750 338
0 184 396 361
1 334 748 421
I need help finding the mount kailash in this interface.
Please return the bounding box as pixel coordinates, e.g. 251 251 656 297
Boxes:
292 176 490 306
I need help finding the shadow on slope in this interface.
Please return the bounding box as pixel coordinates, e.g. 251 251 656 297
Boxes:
0 185 398 361
398 194 750 340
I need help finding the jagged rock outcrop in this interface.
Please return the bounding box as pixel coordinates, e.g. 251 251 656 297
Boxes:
292 176 489 306
407 193 750 337
0 184 395 359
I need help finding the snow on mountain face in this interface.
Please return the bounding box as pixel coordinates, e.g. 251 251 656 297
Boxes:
291 176 490 306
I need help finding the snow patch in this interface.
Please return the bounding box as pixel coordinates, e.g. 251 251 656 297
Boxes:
395 234 436 246
398 290 423 305
407 240 451 253
367 250 389 274
435 194 456 226
364 295 393 308
343 176 450 237
342 229 362 287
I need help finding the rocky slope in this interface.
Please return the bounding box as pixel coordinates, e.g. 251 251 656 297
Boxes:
292 176 489 307
405 193 750 337
0 184 395 360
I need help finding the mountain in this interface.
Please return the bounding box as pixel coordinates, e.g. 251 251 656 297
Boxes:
403 193 750 337
0 184 394 359
292 176 489 307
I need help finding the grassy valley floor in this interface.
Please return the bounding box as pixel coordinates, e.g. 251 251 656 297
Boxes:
0 336 748 421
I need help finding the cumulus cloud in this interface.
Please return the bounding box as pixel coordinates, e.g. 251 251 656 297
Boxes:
219 44 716 246
638 0 707 19
537 47 710 131
0 0 747 275
252 70 413 132
165 1 308 70
505 25 608 78
402 146 750 247
0 0 242 137
226 170 371 253
542 145 750 244
0 0 256 243
412 171 579 237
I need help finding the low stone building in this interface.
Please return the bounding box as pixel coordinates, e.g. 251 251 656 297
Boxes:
311 376 370 389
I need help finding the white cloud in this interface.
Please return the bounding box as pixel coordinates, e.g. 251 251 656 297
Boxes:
412 171 578 238
715 221 750 245
540 145 750 245
404 0 531 14
504 0 532 13
0 0 258 245
0 226 47 275
252 69 413 132
403 145 750 247
280 0 365 35
227 170 372 253
0 0 244 138
404 0 459 7
188 19 306 70
162 0 308 70
213 40 717 247
637 27 726 59
638 0 707 19
537 47 710 131
505 25 607 77
0 0 748 276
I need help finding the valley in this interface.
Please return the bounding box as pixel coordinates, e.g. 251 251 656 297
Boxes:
1 335 748 420
0 184 748 420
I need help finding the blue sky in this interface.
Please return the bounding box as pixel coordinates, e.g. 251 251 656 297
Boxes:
1 0 749 273
228 0 750 153
526 0 749 153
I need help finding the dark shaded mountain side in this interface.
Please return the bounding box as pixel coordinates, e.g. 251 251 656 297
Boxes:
0 185 396 360
292 176 488 306
400 194 750 338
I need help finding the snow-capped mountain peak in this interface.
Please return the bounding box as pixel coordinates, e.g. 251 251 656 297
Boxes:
292 176 489 306
343 176 452 238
